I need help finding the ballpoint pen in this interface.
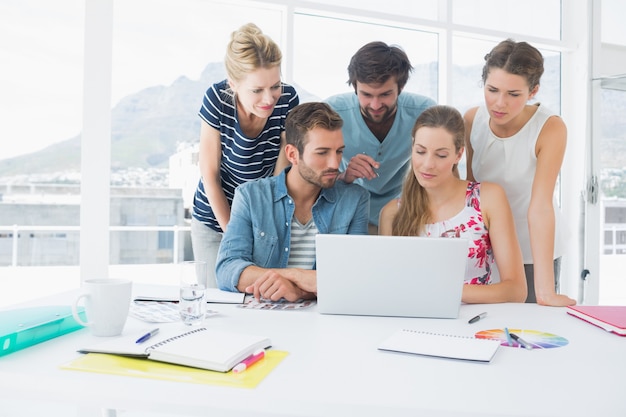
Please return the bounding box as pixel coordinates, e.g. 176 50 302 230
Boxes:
504 327 513 346
468 312 487 324
232 349 265 373
135 328 160 344
509 332 533 350
361 152 380 177
133 297 178 303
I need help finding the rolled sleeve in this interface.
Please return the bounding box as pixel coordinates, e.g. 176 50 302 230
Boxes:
215 189 255 292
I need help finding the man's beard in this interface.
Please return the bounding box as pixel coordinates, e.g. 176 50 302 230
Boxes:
299 164 339 189
361 103 397 124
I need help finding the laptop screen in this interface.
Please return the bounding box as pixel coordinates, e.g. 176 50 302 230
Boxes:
315 234 468 318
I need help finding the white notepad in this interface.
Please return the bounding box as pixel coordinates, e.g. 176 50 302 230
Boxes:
78 327 271 372
378 329 501 363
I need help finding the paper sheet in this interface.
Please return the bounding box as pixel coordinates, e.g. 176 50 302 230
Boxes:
61 350 288 388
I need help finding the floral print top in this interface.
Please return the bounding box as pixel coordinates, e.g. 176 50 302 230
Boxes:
423 182 494 285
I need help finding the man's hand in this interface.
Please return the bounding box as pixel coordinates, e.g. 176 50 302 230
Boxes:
340 153 379 183
245 270 307 302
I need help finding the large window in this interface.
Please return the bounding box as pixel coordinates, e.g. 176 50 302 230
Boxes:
6 0 612 306
601 0 626 46
300 0 439 20
292 13 438 102
104 1 286 265
110 0 285 187
584 0 626 305
0 0 84 161
452 0 561 40
597 87 626 303
0 0 84 267
449 37 561 115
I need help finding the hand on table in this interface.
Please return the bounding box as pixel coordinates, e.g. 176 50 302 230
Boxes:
536 292 576 307
245 270 307 302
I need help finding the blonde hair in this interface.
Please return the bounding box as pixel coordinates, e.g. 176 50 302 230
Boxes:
224 23 282 84
392 105 465 236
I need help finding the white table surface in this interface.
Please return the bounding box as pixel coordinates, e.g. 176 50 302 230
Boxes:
0 285 624 417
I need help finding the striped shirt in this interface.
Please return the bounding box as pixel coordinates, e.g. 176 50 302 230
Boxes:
192 79 299 232
287 218 318 270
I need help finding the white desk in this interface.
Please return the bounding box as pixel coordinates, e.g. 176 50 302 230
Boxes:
1 285 624 417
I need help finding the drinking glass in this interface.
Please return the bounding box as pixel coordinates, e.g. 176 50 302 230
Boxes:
179 261 208 325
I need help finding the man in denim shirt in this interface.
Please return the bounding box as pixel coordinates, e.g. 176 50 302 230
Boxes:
216 102 370 301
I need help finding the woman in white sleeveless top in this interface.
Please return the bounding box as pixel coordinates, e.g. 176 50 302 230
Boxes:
464 39 576 306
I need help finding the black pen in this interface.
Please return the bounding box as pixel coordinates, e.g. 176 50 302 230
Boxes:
134 297 178 303
135 328 160 344
468 312 487 324
509 332 533 350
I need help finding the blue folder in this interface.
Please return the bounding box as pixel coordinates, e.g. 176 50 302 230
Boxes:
0 305 86 357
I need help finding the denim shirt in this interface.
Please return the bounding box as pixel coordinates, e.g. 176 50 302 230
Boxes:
216 167 370 292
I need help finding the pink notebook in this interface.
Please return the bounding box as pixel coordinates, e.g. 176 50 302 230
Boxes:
566 306 626 336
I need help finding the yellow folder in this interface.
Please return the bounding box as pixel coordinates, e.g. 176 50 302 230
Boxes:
61 350 288 389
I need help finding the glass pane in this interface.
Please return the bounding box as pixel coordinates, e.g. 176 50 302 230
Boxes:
601 0 626 46
450 37 495 114
296 0 438 20
599 87 626 304
111 0 284 188
0 0 84 267
109 0 284 265
293 13 438 102
451 37 561 180
451 36 561 115
452 0 561 40
0 0 84 161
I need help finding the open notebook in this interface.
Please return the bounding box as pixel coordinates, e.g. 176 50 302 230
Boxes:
78 326 271 372
378 329 501 363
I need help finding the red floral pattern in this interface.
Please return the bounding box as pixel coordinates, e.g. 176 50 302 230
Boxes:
424 182 494 285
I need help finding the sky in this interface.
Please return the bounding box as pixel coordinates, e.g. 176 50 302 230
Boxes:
0 0 283 160
1 1 85 160
1 0 625 161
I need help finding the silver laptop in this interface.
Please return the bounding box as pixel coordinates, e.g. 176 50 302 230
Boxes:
315 234 469 318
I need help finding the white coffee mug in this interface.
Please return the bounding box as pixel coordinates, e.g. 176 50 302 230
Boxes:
72 278 132 336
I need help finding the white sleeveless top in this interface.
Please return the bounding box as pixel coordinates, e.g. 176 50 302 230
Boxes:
469 104 562 263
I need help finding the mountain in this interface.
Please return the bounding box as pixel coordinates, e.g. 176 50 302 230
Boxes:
0 62 318 180
1 57 625 182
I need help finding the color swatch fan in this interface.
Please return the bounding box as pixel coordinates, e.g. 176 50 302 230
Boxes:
475 329 569 349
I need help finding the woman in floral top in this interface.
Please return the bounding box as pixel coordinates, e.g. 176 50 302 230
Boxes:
379 105 527 303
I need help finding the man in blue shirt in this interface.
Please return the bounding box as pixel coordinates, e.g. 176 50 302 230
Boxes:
216 102 370 301
326 41 436 234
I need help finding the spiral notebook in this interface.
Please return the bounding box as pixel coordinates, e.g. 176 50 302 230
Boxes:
78 327 271 372
378 329 501 362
